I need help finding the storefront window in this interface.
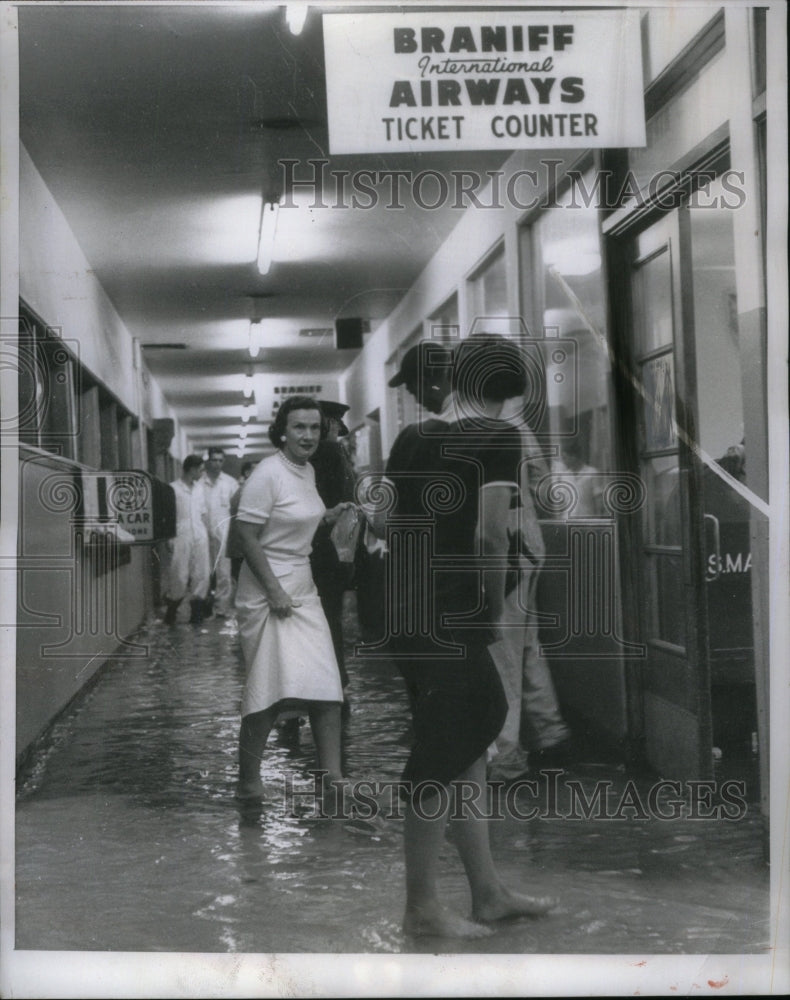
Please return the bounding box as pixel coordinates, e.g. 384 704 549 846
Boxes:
528 170 612 479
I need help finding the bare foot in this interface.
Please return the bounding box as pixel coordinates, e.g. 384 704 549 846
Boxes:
235 779 265 802
404 904 494 940
473 887 558 922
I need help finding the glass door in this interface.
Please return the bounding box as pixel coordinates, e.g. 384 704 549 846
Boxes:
628 209 713 779
625 182 757 782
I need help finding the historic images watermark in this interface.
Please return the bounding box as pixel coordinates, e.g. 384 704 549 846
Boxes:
282 770 749 823
278 158 748 212
354 328 648 661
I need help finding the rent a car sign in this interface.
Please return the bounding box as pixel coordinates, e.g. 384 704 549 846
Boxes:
323 11 645 153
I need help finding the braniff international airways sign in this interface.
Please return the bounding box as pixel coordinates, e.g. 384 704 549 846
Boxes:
323 11 646 153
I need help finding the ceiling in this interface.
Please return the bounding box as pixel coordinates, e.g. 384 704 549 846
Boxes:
18 2 510 461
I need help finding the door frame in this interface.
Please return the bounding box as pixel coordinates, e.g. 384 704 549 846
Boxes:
605 176 726 780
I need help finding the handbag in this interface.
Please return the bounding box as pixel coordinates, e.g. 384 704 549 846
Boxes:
329 505 363 563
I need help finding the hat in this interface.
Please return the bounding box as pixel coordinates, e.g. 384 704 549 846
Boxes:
319 400 350 437
388 341 453 388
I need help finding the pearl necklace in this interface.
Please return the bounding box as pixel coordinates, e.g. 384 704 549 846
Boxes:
277 449 308 471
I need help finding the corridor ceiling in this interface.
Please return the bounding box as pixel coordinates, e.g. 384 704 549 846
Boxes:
18 2 510 459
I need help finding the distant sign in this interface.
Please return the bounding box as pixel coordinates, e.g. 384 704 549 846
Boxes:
323 11 645 153
103 472 156 540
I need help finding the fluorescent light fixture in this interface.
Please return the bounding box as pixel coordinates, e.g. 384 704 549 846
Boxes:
257 201 280 275
249 320 263 358
285 3 308 35
243 372 254 399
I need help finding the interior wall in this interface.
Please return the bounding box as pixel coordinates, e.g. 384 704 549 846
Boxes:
19 145 181 440
16 449 149 761
16 147 182 762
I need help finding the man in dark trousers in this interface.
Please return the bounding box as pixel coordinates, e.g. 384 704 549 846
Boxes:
309 400 357 697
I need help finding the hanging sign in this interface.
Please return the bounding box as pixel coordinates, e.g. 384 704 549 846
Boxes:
323 11 646 153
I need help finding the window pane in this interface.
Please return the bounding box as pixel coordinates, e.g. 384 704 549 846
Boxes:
642 454 681 546
641 352 677 452
632 245 673 356
428 294 459 342
689 176 744 464
18 324 41 448
39 339 76 460
532 170 612 474
647 552 686 648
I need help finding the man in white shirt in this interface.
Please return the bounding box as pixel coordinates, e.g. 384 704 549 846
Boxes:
201 447 239 617
163 455 211 625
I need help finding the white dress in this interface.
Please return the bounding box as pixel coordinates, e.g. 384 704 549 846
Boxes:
234 451 343 717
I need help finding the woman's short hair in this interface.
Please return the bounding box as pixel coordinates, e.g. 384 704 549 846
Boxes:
268 395 322 448
452 333 528 403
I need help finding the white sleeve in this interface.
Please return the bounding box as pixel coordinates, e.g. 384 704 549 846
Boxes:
237 464 276 525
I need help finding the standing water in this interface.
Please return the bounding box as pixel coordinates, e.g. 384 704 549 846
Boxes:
15 598 768 955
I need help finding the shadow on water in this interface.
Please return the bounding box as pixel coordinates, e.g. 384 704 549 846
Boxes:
15 596 769 954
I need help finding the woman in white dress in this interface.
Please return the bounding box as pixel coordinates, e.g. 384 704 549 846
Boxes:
234 396 354 801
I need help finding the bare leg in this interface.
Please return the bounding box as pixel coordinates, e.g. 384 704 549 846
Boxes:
450 754 558 921
307 701 343 778
237 705 279 799
308 701 350 815
402 790 492 940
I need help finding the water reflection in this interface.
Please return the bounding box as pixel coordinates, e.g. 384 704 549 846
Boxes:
16 598 768 954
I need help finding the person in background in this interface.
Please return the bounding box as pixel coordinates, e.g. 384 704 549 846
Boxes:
551 436 604 519
201 446 239 618
309 401 357 694
162 454 211 626
227 460 257 583
491 394 572 780
233 396 355 803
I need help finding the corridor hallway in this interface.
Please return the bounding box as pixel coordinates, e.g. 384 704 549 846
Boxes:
15 599 768 957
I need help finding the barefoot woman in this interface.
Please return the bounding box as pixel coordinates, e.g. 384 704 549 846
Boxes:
376 338 558 937
234 395 353 802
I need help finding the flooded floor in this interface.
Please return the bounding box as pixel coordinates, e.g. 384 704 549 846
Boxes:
15 598 769 955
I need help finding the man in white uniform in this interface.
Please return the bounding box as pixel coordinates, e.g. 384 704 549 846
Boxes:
201 446 238 617
163 455 211 625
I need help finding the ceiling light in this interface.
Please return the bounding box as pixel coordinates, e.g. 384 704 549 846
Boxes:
249 320 263 358
243 372 254 399
257 201 280 275
239 427 248 440
285 3 308 36
241 410 250 424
